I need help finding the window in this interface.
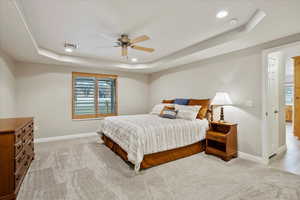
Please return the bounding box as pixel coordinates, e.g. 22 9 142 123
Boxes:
72 72 118 119
285 84 294 105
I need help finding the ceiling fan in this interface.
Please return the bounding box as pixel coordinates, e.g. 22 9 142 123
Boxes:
114 34 155 57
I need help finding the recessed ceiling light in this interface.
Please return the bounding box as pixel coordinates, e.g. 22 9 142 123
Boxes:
64 42 78 53
216 10 228 19
131 58 138 62
65 47 73 53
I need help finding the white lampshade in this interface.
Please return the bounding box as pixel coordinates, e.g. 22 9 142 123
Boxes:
211 92 232 105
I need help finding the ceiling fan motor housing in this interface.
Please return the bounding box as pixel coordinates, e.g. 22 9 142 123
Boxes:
119 34 131 47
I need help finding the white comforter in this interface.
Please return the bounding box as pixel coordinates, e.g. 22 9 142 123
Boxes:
97 114 209 171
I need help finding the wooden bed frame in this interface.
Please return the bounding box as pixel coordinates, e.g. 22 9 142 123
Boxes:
102 99 212 169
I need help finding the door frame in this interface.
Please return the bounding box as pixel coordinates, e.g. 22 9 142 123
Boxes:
262 41 300 162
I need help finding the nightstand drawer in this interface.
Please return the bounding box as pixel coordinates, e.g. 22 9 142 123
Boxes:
206 131 226 143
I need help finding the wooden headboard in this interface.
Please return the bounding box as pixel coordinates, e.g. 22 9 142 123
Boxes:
162 99 213 121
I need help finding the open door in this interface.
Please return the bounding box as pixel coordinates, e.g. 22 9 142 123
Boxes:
293 56 300 139
266 52 282 157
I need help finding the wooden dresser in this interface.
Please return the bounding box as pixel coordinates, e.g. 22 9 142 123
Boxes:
0 118 34 200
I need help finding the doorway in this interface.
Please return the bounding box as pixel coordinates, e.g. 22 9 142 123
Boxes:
263 43 300 175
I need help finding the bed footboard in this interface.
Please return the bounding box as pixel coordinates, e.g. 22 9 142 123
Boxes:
101 134 206 169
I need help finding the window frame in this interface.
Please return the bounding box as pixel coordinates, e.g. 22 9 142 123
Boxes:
72 72 118 119
285 83 294 106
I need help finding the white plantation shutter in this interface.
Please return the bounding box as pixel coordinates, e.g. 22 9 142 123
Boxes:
74 77 96 116
72 72 117 119
98 79 116 114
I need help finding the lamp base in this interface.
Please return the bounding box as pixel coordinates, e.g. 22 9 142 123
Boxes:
219 106 225 122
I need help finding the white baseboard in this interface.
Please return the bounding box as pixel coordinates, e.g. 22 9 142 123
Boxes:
276 144 287 155
238 151 269 165
34 132 98 143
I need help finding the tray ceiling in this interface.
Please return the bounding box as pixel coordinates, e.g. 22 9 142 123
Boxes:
1 0 300 73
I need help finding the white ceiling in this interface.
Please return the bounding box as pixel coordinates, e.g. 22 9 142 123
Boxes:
1 0 300 73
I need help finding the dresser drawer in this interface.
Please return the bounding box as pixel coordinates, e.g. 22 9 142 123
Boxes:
15 128 25 143
25 121 34 132
206 132 226 143
25 140 34 158
15 149 26 172
15 161 27 189
15 141 23 156
15 152 31 189
23 130 33 145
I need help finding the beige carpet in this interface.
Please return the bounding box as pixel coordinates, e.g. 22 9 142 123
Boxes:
18 136 300 200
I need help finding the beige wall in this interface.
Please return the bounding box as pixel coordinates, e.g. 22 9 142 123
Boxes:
15 62 149 139
0 50 16 118
149 49 263 156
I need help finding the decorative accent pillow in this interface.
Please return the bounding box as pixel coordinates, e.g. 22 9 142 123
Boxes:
175 105 201 120
159 106 175 116
188 99 210 119
174 98 189 105
160 108 178 119
150 104 174 115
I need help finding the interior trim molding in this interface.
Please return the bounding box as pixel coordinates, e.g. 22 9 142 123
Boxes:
276 144 287 155
34 135 270 165
12 0 266 72
238 151 269 165
34 132 98 143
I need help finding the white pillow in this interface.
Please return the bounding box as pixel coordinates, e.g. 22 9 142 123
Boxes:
175 105 201 120
150 104 174 115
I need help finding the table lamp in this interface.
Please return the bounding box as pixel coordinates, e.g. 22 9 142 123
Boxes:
211 92 232 122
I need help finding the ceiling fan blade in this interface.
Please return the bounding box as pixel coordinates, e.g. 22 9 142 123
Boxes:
130 35 150 44
131 45 154 53
122 47 128 57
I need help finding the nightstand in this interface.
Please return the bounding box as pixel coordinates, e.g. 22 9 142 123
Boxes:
205 121 238 161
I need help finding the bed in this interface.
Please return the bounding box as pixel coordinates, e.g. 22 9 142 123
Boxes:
97 99 212 171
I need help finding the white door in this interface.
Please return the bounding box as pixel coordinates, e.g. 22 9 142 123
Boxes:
266 52 281 157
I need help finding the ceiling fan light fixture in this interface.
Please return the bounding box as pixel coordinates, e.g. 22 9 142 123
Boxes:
216 10 228 19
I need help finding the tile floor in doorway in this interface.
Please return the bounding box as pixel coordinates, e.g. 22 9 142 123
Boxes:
269 123 300 175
